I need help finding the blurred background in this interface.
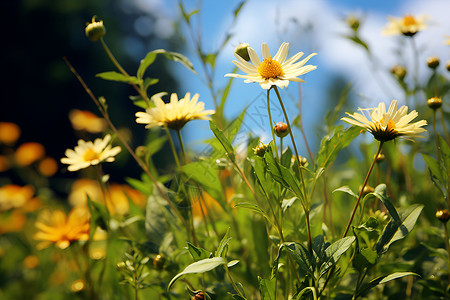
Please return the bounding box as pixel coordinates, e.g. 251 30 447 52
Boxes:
1 0 449 183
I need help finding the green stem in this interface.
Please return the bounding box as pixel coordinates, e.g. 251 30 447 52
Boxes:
433 110 440 162
273 86 311 251
225 264 244 297
409 37 420 95
63 57 189 230
440 108 450 145
343 142 384 237
164 127 181 168
267 89 279 161
444 223 450 291
176 129 188 164
99 38 149 106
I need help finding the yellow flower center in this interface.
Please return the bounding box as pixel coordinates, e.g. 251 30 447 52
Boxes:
83 148 99 162
258 57 283 79
402 15 417 27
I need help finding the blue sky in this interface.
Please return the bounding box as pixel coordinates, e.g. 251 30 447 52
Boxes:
134 0 450 155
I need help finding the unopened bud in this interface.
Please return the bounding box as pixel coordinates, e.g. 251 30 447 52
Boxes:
446 61 450 72
192 291 205 300
85 16 106 42
234 43 250 62
426 56 440 69
375 153 385 163
436 209 450 223
292 155 308 167
153 254 165 270
391 65 407 80
427 97 442 109
346 15 360 32
274 122 289 138
253 142 268 157
135 146 147 158
361 185 375 196
116 261 126 270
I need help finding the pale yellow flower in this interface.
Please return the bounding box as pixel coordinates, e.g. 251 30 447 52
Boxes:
225 42 317 89
342 100 427 142
34 207 90 249
135 92 215 131
382 15 428 37
60 134 121 171
0 184 35 211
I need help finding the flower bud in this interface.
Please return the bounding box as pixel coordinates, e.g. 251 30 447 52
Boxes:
116 261 126 271
427 97 442 109
234 43 250 62
375 153 385 163
192 292 205 300
361 185 374 197
292 155 308 167
274 122 290 138
346 15 360 32
153 254 165 270
390 65 407 80
85 16 106 42
426 56 440 69
253 142 267 157
446 61 450 72
436 209 450 223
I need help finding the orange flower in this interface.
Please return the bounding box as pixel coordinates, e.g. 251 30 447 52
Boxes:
0 210 27 234
34 207 90 249
107 184 146 216
69 109 107 133
191 187 234 220
15 142 45 166
0 184 35 211
0 122 21 144
38 157 58 176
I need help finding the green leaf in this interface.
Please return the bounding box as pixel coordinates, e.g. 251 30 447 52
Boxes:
343 34 370 53
96 71 141 84
316 126 361 170
234 1 246 18
333 186 357 198
216 228 232 258
353 247 377 272
137 52 157 79
356 272 418 298
218 71 235 116
145 183 176 246
323 236 355 273
179 3 198 24
181 160 226 210
186 242 212 261
439 135 450 173
234 203 275 228
168 257 226 290
422 153 446 196
259 276 276 300
204 53 217 69
283 242 314 276
86 195 108 237
369 184 402 223
376 205 424 254
264 146 304 201
209 120 235 156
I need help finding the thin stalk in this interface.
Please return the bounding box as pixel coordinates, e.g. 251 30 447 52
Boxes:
176 129 188 164
163 127 181 168
99 38 149 106
225 264 244 298
63 57 188 230
267 89 279 161
444 223 450 290
440 108 450 144
273 86 311 251
343 142 384 237
433 110 440 162
409 37 420 95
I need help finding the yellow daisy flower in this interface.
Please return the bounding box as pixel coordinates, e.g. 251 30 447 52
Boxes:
60 134 121 171
69 109 107 133
341 100 427 142
34 206 90 249
225 42 317 89
382 15 428 37
135 92 215 131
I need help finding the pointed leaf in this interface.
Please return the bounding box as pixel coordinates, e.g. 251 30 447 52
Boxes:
168 257 226 290
186 242 212 261
356 272 418 298
96 71 141 84
259 276 276 300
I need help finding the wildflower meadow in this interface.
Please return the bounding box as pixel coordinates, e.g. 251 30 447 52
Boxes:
1 1 450 299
